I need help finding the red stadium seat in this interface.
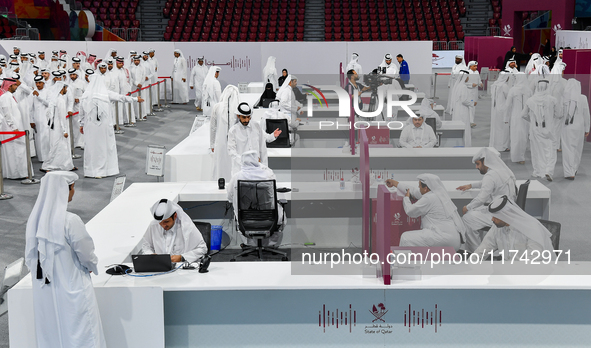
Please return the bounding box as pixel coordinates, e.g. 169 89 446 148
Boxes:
173 32 181 41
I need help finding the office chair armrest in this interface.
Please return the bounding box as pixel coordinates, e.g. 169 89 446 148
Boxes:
278 199 288 207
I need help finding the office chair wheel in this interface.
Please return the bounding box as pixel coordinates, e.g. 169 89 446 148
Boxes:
230 258 236 262
281 257 289 261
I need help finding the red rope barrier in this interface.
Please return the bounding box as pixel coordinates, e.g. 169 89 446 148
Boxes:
158 76 171 79
0 131 26 145
65 111 79 119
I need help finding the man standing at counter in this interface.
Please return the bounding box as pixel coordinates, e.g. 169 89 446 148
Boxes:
141 199 208 263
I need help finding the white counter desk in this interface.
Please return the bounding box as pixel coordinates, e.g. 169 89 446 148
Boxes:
165 124 487 182
8 179 575 348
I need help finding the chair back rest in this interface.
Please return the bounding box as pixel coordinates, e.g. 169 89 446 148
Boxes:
236 180 278 235
538 219 561 250
192 220 212 252
424 117 437 134
266 118 290 148
516 179 530 210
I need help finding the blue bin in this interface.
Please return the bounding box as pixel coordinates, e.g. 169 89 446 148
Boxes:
210 225 223 251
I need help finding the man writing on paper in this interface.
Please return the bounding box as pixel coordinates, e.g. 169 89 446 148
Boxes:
141 199 208 263
456 147 517 252
386 174 467 251
472 195 555 260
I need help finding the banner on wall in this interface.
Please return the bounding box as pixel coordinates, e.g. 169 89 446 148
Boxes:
432 50 464 68
556 30 591 49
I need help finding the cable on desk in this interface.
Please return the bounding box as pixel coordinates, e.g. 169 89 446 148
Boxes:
124 263 184 277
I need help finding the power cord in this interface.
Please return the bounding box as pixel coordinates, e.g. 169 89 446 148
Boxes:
124 263 183 277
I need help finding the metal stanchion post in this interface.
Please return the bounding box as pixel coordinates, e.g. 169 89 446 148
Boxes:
114 101 124 134
171 77 174 103
163 79 170 108
21 131 40 185
154 81 163 112
148 85 155 116
0 142 14 199
138 89 145 121
432 72 439 100
68 115 81 159
125 100 136 127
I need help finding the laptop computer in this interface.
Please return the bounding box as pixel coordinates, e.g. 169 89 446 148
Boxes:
131 254 173 273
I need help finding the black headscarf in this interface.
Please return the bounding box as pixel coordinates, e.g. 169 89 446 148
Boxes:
259 82 276 105
278 69 288 86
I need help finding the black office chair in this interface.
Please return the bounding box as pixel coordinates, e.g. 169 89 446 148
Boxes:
423 117 441 147
515 180 530 210
230 180 288 261
265 118 291 148
192 220 217 255
538 219 561 250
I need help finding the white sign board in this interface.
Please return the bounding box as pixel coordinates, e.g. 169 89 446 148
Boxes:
432 50 465 68
556 30 591 49
146 145 166 177
110 175 126 202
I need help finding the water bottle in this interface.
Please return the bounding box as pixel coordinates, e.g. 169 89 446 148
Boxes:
340 177 345 190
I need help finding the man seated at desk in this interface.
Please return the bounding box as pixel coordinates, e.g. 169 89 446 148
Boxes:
399 115 437 148
472 195 555 260
456 148 517 253
406 98 442 129
386 174 467 251
141 199 208 263
227 150 284 248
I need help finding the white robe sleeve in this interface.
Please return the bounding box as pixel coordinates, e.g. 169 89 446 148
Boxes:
107 91 137 104
210 109 218 149
180 223 208 263
472 226 500 258
396 182 422 201
466 174 495 210
258 123 269 165
402 194 432 219
424 126 437 148
227 127 240 164
398 126 412 148
65 213 99 275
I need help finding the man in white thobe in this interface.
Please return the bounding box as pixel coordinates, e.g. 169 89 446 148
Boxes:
398 115 437 148
141 52 155 110
129 55 147 120
503 73 531 164
210 85 240 181
489 72 511 152
262 56 279 91
149 49 159 106
549 73 567 151
190 56 208 111
201 66 222 118
30 76 51 162
277 74 303 120
114 57 135 126
37 51 48 70
67 69 86 149
172 49 189 104
386 174 467 251
227 150 285 247
561 78 590 180
345 53 363 75
521 79 562 181
0 78 29 179
409 98 442 129
227 102 280 176
41 81 75 172
473 195 555 260
79 72 143 178
141 199 208 263
25 171 106 348
467 61 482 126
456 147 517 252
451 70 473 147
446 55 466 115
